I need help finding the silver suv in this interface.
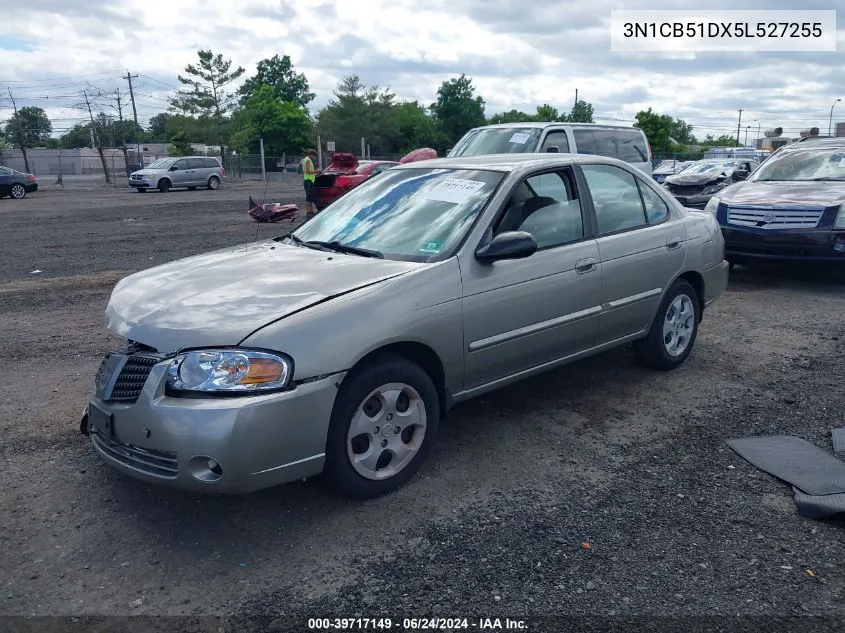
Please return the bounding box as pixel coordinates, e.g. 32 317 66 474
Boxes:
129 156 224 193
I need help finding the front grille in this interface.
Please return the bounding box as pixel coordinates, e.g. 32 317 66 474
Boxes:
667 184 705 196
109 355 160 402
92 431 178 478
726 206 825 229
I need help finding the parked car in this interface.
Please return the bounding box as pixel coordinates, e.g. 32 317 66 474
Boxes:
448 122 653 175
128 156 224 193
82 153 728 499
0 166 38 199
705 136 845 266
314 153 400 210
652 159 693 183
663 158 759 208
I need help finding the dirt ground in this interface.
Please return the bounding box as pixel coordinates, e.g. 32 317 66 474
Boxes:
1 182 844 627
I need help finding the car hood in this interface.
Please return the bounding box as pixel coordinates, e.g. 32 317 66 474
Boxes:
719 180 845 206
666 171 730 186
104 240 424 352
131 169 165 177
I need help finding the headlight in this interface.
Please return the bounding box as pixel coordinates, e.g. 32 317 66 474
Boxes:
700 180 728 195
704 196 721 215
166 349 292 393
835 202 845 228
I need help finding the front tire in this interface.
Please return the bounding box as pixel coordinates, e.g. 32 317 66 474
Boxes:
10 184 26 199
158 179 170 193
634 279 699 371
207 176 220 190
324 355 440 499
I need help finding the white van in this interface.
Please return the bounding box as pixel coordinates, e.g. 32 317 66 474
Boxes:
448 122 653 175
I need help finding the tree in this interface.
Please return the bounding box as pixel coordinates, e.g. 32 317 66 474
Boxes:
430 74 487 145
670 118 696 145
567 99 594 123
5 106 53 148
229 85 312 156
699 134 740 147
388 101 444 154
534 104 561 122
237 54 314 109
168 131 194 156
487 109 534 124
634 108 675 153
147 113 171 142
170 49 245 159
314 75 376 154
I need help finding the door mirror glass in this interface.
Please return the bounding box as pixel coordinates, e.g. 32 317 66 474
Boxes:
475 231 537 263
169 165 179 171
732 169 750 181
546 146 559 153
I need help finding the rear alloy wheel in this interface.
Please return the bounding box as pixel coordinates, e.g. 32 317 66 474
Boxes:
158 179 170 193
324 355 439 499
10 184 26 199
207 176 220 190
634 279 699 371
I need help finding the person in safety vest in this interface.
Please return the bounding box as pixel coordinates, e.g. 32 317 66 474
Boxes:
302 149 320 216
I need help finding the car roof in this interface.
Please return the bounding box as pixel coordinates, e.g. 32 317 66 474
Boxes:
393 153 628 173
784 137 845 150
469 122 642 131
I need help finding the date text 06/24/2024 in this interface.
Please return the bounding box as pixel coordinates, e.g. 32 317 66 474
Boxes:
307 617 528 630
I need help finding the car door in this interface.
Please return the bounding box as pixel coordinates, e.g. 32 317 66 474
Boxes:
169 159 189 186
461 167 602 390
186 158 205 185
578 163 686 346
0 167 11 196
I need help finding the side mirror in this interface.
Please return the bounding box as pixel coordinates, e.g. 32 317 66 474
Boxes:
169 165 178 171
732 169 750 181
475 231 537 264
545 146 560 153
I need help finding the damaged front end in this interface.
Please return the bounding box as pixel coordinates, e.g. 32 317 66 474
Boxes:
664 171 734 209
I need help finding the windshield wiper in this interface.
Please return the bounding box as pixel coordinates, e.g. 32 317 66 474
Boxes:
808 177 845 181
305 240 384 258
275 233 335 252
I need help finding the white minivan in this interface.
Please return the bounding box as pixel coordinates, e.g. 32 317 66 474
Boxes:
448 122 653 176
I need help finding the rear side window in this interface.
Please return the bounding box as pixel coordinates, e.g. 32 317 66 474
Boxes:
202 158 220 168
636 180 670 224
582 164 647 234
572 128 648 163
187 158 204 169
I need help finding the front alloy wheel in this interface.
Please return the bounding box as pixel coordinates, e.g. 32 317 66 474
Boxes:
325 355 439 498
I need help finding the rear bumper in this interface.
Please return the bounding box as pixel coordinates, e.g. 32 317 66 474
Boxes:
722 226 845 262
25 183 38 193
703 260 729 307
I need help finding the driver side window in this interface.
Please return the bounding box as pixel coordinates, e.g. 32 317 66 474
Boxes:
171 159 188 171
494 170 584 249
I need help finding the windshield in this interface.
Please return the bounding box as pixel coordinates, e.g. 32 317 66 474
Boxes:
146 159 173 169
683 161 739 174
753 148 845 181
450 127 543 156
291 167 504 262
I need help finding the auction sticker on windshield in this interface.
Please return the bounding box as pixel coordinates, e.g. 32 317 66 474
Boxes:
509 132 530 144
418 241 443 254
424 178 486 204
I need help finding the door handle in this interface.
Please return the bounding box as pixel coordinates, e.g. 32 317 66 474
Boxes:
575 258 597 274
666 237 682 250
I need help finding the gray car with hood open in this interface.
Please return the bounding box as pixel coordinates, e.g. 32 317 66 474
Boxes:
82 154 728 499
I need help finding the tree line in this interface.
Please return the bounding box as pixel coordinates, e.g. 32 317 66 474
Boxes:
1 48 740 163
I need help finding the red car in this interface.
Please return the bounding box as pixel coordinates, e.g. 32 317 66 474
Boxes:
313 153 400 211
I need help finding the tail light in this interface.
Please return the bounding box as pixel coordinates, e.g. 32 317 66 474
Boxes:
221 167 226 177
28 175 37 182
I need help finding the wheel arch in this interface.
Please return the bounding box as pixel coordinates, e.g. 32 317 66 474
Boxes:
157 177 172 188
674 270 705 322
345 341 450 418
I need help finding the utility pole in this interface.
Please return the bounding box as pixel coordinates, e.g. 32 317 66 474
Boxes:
574 88 578 109
124 71 141 169
100 87 132 178
735 108 743 147
82 89 111 184
7 88 30 173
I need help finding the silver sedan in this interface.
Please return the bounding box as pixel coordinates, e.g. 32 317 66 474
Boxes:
82 154 729 498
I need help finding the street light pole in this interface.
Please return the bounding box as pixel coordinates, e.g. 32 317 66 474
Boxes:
753 120 760 149
830 98 842 136
745 126 750 147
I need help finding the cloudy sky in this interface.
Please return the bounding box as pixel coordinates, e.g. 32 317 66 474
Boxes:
1 0 843 143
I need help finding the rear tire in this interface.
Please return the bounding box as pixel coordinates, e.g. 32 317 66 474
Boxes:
634 279 699 371
158 179 170 193
10 184 26 199
207 176 220 190
324 355 440 499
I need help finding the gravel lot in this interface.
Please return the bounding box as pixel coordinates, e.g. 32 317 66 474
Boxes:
1 182 844 629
